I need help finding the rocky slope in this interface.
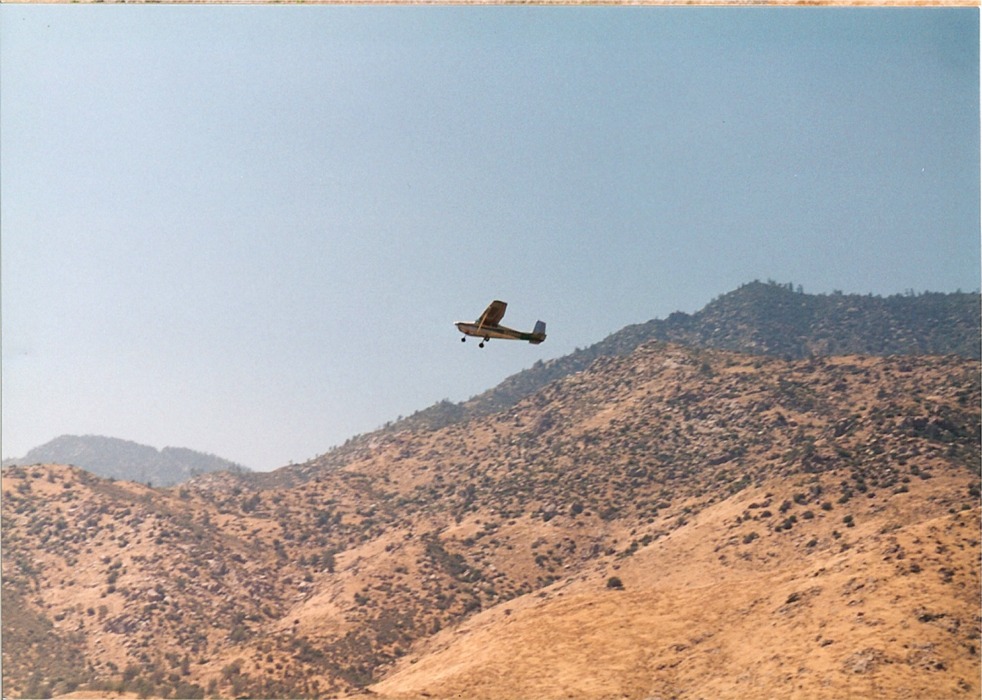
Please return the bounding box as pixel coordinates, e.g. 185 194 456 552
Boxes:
2 342 978 699
392 282 980 435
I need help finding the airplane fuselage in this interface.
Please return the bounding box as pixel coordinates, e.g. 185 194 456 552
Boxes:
456 300 546 347
455 321 545 344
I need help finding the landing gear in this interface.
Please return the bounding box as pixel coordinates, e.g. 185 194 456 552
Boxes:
461 336 489 348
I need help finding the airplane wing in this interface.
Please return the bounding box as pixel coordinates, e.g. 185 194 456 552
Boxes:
476 300 507 327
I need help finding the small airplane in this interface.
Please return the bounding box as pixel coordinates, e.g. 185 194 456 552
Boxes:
456 300 546 348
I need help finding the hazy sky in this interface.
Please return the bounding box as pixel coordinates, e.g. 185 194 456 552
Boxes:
2 8 978 470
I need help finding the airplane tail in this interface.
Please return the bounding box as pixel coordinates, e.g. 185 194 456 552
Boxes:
531 320 547 344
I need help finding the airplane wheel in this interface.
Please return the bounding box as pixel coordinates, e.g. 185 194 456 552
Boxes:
479 342 485 348
461 337 466 342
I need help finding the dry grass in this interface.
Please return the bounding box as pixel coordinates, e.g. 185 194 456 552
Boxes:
374 480 980 700
3 345 978 699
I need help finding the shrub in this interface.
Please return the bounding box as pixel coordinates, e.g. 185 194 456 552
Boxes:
606 576 624 590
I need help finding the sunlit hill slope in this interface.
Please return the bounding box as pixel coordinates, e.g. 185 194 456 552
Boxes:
3 336 979 699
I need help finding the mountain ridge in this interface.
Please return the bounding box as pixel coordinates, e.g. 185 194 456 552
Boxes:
252 281 979 490
2 435 248 487
386 281 980 436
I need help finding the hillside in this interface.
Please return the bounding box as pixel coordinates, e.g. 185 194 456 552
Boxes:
391 282 980 435
2 435 248 487
2 342 979 699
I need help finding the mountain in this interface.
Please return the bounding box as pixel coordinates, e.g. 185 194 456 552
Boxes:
2 435 248 487
3 342 978 699
392 282 980 435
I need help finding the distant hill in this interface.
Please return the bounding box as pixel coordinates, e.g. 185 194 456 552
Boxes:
1 435 248 487
393 281 981 434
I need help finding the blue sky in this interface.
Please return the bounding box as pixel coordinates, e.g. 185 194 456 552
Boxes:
2 8 978 470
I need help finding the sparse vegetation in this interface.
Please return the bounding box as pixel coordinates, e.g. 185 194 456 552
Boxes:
3 293 979 699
